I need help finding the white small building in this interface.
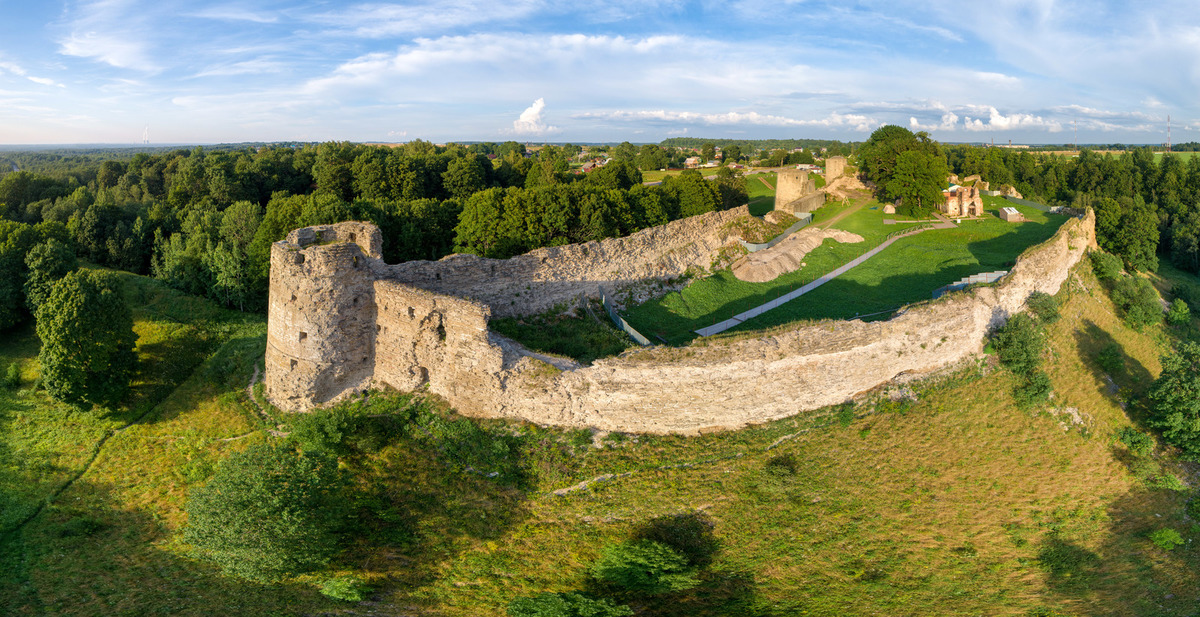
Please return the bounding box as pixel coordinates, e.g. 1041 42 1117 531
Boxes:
999 207 1024 222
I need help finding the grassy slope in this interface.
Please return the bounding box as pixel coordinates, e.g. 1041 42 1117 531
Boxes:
623 196 1064 344
2 260 1200 616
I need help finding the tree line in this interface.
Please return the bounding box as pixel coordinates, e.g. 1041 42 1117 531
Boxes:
0 141 747 324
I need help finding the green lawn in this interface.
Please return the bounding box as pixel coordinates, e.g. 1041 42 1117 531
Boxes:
622 197 1066 344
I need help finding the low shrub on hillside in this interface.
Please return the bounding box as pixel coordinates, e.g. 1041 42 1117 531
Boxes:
1116 427 1154 457
1167 298 1191 326
183 444 350 582
1090 251 1123 281
2 362 18 390
1148 528 1184 551
319 575 371 602
507 592 633 617
591 540 700 595
1111 276 1162 330
1096 343 1124 375
1027 291 1060 324
991 314 1045 375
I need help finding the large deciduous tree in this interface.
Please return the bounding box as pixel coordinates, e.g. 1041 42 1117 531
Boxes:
36 270 137 408
1149 342 1200 459
24 238 78 312
885 150 948 217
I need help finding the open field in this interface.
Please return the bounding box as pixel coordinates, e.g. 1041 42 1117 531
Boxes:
622 196 1064 344
4 260 1200 616
746 172 777 216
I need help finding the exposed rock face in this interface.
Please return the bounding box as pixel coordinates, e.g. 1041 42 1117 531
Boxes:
266 209 1096 434
731 228 864 283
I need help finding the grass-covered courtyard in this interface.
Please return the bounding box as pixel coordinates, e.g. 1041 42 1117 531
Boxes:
621 196 1068 345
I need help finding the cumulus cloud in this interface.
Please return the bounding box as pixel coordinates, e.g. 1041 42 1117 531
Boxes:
511 98 558 136
909 112 959 132
962 107 1062 132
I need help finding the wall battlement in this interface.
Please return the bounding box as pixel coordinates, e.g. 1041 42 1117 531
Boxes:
266 209 1096 434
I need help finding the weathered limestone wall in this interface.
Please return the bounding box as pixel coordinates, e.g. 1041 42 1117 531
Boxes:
825 156 846 182
265 211 1096 434
383 206 749 317
265 222 383 409
775 170 825 215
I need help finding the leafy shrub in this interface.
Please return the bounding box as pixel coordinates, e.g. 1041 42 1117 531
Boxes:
184 444 350 581
1147 473 1187 492
1090 251 1123 281
290 406 355 456
319 575 371 602
1013 370 1053 409
634 512 721 569
1116 427 1154 457
1096 343 1124 375
991 314 1045 375
1026 291 1060 324
2 362 18 390
1186 497 1200 521
1167 298 1191 326
591 540 700 595
1148 528 1184 551
507 592 633 617
1111 276 1162 330
764 453 798 477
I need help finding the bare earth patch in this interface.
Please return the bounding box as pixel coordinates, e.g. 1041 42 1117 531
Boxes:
730 227 864 282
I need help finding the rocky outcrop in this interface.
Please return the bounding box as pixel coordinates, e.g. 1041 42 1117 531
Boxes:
731 229 864 283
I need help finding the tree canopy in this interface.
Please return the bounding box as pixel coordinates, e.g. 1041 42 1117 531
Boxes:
1148 342 1200 459
35 269 137 408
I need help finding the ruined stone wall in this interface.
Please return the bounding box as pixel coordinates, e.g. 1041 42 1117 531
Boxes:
266 211 1096 434
774 170 825 214
825 156 846 182
382 206 749 317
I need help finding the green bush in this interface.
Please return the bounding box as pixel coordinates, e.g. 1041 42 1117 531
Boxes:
1116 427 1154 457
1090 251 1123 281
991 314 1045 376
1148 342 1200 460
319 575 371 602
591 540 700 595
1096 343 1124 375
290 406 355 456
1026 291 1060 324
1148 528 1184 551
634 512 721 569
507 592 633 617
183 444 350 582
1111 275 1162 330
1013 370 1053 409
1187 497 1200 521
2 362 18 390
1167 298 1191 326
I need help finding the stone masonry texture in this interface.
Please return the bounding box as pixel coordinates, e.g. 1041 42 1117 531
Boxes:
266 209 1096 434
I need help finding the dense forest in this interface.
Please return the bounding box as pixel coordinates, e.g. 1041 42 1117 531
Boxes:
0 141 747 325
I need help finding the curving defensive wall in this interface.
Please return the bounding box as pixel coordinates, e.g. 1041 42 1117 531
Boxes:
264 207 1096 434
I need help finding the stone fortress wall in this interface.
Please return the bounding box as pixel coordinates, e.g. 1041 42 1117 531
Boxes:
265 208 1097 434
825 156 846 182
774 170 826 215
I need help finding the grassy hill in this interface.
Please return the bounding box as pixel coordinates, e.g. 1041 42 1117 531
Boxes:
2 261 1199 616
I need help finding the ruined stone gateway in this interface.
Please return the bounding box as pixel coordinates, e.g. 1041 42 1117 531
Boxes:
265 208 1096 434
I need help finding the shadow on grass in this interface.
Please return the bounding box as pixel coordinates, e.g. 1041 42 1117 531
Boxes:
1 474 339 617
1038 488 1200 617
1072 320 1153 397
631 214 1069 342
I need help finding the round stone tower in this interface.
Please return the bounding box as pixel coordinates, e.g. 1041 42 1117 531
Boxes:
264 221 384 411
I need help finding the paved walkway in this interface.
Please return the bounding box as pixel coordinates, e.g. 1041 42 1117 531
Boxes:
694 217 954 337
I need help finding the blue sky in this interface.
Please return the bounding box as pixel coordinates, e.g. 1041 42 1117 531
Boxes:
0 0 1195 145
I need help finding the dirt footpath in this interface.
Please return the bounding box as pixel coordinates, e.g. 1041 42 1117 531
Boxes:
731 228 864 283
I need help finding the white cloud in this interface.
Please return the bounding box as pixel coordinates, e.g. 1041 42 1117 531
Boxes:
57 0 159 71
311 0 542 37
511 98 558 136
910 112 959 132
187 6 279 23
0 60 63 88
961 107 1062 132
